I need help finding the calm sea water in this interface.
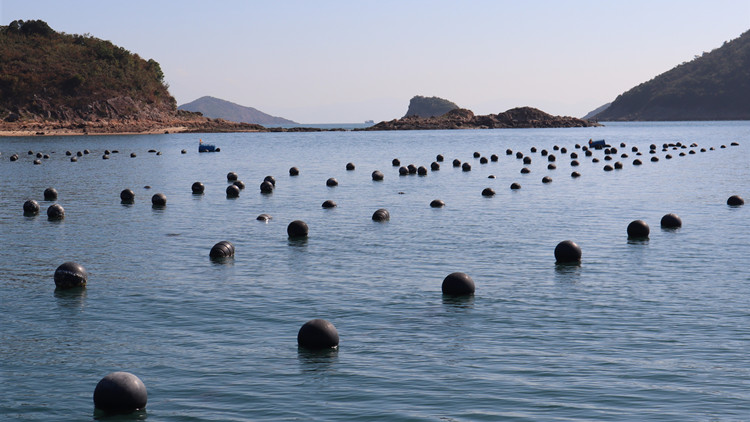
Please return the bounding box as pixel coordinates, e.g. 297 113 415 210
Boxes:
1 122 749 421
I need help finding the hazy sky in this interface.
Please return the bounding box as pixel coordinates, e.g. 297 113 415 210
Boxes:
2 1 749 123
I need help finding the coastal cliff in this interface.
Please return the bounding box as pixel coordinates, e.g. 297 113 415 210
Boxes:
360 107 597 131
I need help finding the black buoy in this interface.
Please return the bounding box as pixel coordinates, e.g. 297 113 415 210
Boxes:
506 149 513 155
102 154 109 160
627 220 650 239
481 187 495 197
614 161 623 169
555 240 581 264
120 189 135 204
452 159 461 167
181 149 187 154
44 187 58 201
548 154 556 162
510 182 521 190
263 176 276 187
430 199 445 208
322 199 337 208
226 184 240 198
287 220 309 238
407 164 417 174
541 149 548 156
592 158 599 163
473 151 480 158
417 166 428 175
398 166 409 176
130 152 136 158
660 213 682 229
209 240 235 259
70 156 77 162
93 371 147 413
289 167 300 176
326 177 338 187
542 176 552 184
191 182 205 194
151 193 167 207
523 156 532 165
430 162 440 171
372 208 390 222
54 262 87 289
77 151 83 157
479 157 488 164
727 195 744 206
227 172 238 181
651 156 659 162
233 180 245 190
23 199 40 216
570 152 578 159
260 181 274 193
530 147 537 153
346 162 355 171
571 171 581 178
47 204 64 220
372 170 384 181
436 154 444 162
392 158 401 166
571 160 580 166
66 151 72 156
490 154 498 162
520 167 530 174
441 272 475 296
603 164 613 171
633 159 642 165
297 319 339 350
516 152 524 159
256 213 271 221
547 164 556 170
461 162 471 172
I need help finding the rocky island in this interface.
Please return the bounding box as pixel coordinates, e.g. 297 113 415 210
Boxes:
359 106 597 131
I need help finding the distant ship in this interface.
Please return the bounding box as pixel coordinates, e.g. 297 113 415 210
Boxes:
364 120 374 124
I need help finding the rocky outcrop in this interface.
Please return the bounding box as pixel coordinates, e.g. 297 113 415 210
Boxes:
403 95 460 118
360 107 598 131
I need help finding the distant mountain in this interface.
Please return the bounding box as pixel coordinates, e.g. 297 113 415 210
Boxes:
404 95 459 118
582 103 611 120
178 96 297 125
595 29 750 121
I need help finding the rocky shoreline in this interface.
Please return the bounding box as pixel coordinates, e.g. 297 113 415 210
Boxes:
357 107 598 131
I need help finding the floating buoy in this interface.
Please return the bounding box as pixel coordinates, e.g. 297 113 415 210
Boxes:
614 162 623 169
547 163 556 170
479 157 488 164
70 156 77 162
181 149 187 154
530 147 537 153
490 154 498 162
660 213 682 229
227 172 238 181
548 154 556 162
571 160 580 166
23 199 40 216
260 181 274 193
209 240 235 259
65 151 72 156
510 182 521 190
633 159 642 165
541 149 548 156
516 152 524 159
461 162 471 172
297 319 339 350
289 167 300 176
392 158 401 166
542 176 552 184
372 170 384 181
287 220 309 238
452 159 461 167
47 204 64 220
555 240 581 264
430 162 440 171
346 162 355 171
53 261 88 290
571 171 581 178
417 166 428 175
120 189 135 204
523 156 532 165
407 164 417 174
151 193 167 207
442 272 475 296
481 187 495 197
651 156 659 162
627 220 650 239
727 195 744 206
226 184 240 198
592 158 599 163
603 164 613 171
372 208 390 222
33 159 41 165
398 166 409 176
506 149 513 155
570 152 578 159
322 199 337 208
430 199 445 208
130 153 136 158
263 176 276 187
473 151 480 158
233 180 245 190
256 213 271 221
191 182 205 194
436 154 444 162
520 167 530 174
93 372 147 413
44 187 58 201
326 178 338 187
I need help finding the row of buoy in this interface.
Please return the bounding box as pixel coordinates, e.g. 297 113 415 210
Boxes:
2 148 179 163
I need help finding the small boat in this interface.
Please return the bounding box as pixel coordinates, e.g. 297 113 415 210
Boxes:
588 139 607 149
198 139 220 153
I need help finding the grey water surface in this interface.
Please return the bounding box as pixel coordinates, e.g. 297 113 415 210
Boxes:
1 122 749 421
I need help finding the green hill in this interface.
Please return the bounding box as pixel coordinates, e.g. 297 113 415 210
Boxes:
595 29 750 121
179 96 297 126
0 19 175 123
403 95 459 118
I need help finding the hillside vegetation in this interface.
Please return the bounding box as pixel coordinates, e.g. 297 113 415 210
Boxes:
596 29 750 121
0 19 175 122
404 95 459 118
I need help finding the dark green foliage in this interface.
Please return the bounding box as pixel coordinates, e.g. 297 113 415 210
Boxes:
404 95 459 118
0 19 174 116
596 29 750 121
